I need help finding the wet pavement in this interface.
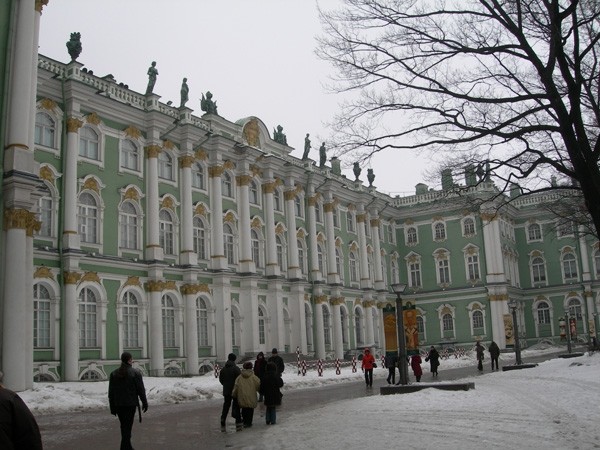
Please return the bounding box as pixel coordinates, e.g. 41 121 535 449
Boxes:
36 349 572 449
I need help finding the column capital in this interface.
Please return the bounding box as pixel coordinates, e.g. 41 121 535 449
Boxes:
370 218 380 227
35 0 49 13
179 155 196 168
63 271 82 285
236 175 253 186
66 117 83 133
357 213 367 223
144 145 162 159
3 208 29 230
330 296 345 306
180 283 211 295
314 295 328 304
208 165 225 178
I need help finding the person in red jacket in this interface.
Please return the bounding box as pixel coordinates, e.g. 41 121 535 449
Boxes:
411 354 423 382
361 348 376 387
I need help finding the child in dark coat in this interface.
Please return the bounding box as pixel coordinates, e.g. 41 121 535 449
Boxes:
260 362 284 425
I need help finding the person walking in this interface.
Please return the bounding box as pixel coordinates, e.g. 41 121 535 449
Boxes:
108 352 148 450
260 362 284 425
489 341 500 370
361 348 376 387
232 362 261 428
219 353 242 432
0 370 43 450
385 354 397 385
253 352 267 401
267 348 285 377
475 341 485 371
425 346 440 376
410 354 423 382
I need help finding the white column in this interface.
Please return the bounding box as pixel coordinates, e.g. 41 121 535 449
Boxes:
307 194 320 281
145 146 162 260
331 297 344 359
62 119 83 248
262 181 279 277
370 216 384 290
481 214 506 284
179 156 197 265
183 288 199 375
147 286 164 373
213 274 232 360
63 272 80 381
25 230 35 389
267 279 284 349
285 191 301 280
364 299 375 346
290 285 307 354
357 212 371 289
209 165 227 270
324 201 340 284
314 296 326 359
1 214 29 390
236 175 255 273
240 278 259 353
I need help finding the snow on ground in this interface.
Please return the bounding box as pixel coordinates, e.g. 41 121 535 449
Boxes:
19 346 600 449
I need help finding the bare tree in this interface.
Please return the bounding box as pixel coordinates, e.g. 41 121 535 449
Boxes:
317 0 600 236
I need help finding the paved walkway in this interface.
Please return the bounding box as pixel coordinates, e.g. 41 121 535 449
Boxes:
36 349 574 450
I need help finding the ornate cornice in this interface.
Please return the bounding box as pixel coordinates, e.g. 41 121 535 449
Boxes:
180 283 211 295
275 223 285 235
179 155 195 169
208 165 225 178
195 203 207 217
63 271 82 285
251 217 262 229
144 145 162 159
124 276 142 288
236 175 253 186
83 177 100 193
224 211 236 223
34 266 54 280
161 197 175 210
66 117 83 133
39 165 55 183
124 126 141 140
123 187 139 201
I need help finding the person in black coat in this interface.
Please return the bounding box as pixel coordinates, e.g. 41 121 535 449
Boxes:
267 348 285 377
260 362 284 425
0 370 43 450
219 353 242 431
253 352 267 401
108 352 148 450
385 354 398 384
475 341 485 371
489 341 501 371
425 346 440 376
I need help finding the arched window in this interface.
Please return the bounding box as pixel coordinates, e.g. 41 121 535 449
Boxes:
315 203 323 223
472 310 484 329
158 152 174 180
335 248 342 278
224 223 235 265
442 313 453 331
416 316 424 335
568 298 583 320
323 305 331 346
276 235 285 271
258 308 266 345
33 284 51 348
434 222 446 240
35 112 55 147
562 253 578 280
317 244 325 274
273 189 282 212
347 211 355 232
79 287 97 348
161 294 176 347
192 162 205 189
390 259 399 284
531 257 546 283
436 253 451 284
39 195 54 237
78 192 98 243
222 172 233 198
406 227 418 245
528 223 542 241
249 180 259 205
79 127 99 159
409 259 422 288
159 209 175 255
354 308 363 345
595 249 600 279
537 301 550 324
332 208 339 228
119 201 139 249
466 253 480 281
295 196 303 217
197 298 209 346
349 251 359 282
463 217 475 236
297 240 306 274
193 216 207 260
251 229 262 268
122 291 139 348
120 139 139 171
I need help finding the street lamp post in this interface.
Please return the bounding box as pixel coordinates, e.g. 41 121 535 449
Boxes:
391 283 408 385
507 299 523 365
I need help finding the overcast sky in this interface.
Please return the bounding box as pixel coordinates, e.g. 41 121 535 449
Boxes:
38 0 432 196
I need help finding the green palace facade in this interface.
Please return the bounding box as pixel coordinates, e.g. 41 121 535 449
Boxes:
1 0 599 391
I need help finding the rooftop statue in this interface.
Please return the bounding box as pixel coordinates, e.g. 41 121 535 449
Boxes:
319 142 327 167
200 91 218 115
180 78 189 108
145 61 158 95
302 133 311 160
367 168 375 187
66 32 82 61
273 125 287 145
353 162 361 181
